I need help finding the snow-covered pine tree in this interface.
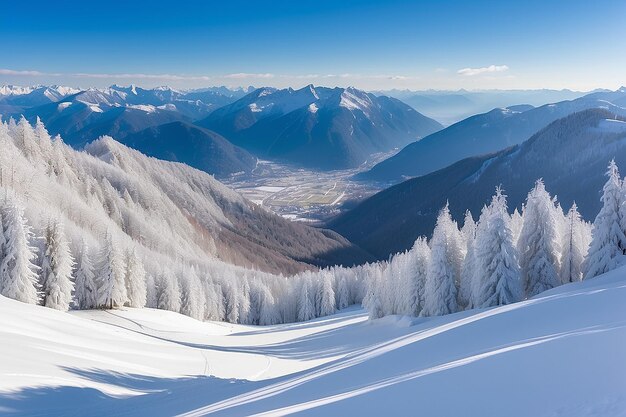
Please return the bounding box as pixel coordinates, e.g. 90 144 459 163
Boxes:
74 241 98 309
0 191 40 304
157 269 182 313
458 210 476 309
318 271 336 317
123 248 147 308
422 205 459 317
473 188 523 308
145 274 158 308
405 237 430 316
40 219 74 311
560 203 587 283
585 160 626 279
517 180 562 297
336 274 350 310
510 208 524 246
180 266 205 320
297 278 316 321
96 232 127 309
238 281 252 324
258 282 280 325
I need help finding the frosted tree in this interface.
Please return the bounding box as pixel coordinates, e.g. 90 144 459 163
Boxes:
560 203 587 283
458 210 476 309
0 192 40 304
422 206 459 316
157 269 182 313
74 241 98 309
404 237 430 316
585 161 626 279
258 282 281 325
510 208 524 246
40 219 74 311
318 271 336 317
238 281 252 324
363 265 384 319
297 279 316 321
518 180 562 297
473 188 523 308
180 267 205 320
145 274 158 308
224 279 241 323
336 275 350 310
124 248 147 308
96 232 127 309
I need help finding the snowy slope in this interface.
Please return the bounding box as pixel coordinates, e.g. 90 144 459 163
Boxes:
361 87 626 183
3 266 626 416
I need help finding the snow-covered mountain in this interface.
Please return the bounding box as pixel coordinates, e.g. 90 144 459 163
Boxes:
332 108 626 259
1 84 247 147
120 121 258 178
0 85 80 113
2 263 625 416
198 85 443 170
0 119 370 276
360 88 626 183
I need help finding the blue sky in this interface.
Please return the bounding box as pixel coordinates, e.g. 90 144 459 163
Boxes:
2 0 625 91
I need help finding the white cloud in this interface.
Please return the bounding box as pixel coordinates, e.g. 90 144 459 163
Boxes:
71 72 211 81
224 73 275 79
457 65 509 76
0 68 59 76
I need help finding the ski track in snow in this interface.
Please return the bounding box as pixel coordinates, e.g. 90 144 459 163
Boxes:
2 271 626 416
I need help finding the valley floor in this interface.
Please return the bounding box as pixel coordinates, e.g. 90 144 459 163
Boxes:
222 152 394 223
2 268 626 416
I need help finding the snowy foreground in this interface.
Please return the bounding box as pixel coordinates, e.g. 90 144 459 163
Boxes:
2 269 626 416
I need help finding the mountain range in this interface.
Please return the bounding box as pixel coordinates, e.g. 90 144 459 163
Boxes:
198 85 443 170
360 87 626 183
376 88 589 125
330 108 626 259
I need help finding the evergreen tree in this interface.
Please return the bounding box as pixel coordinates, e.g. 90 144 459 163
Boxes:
180 267 205 320
585 160 626 279
96 232 127 309
74 241 98 309
510 208 524 246
518 180 562 297
145 274 158 308
422 206 459 316
560 203 587 283
297 279 316 321
157 269 182 313
458 210 476 309
318 271 336 317
406 237 430 316
0 192 39 304
473 188 523 308
124 248 147 308
40 219 74 310
336 275 350 310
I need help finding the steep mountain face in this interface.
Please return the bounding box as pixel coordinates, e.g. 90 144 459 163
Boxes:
120 121 257 178
198 85 443 170
0 122 371 275
361 89 626 183
330 109 626 259
3 84 245 147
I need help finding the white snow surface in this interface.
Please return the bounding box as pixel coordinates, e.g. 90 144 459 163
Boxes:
2 267 626 416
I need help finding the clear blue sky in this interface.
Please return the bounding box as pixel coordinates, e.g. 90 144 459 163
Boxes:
2 0 625 91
